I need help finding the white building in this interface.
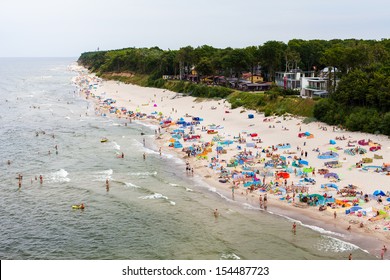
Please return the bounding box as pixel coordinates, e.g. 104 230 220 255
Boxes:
275 69 315 90
300 67 340 98
300 77 329 98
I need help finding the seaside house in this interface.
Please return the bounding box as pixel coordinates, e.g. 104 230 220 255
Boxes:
300 67 340 98
300 77 329 98
242 72 264 83
275 69 315 90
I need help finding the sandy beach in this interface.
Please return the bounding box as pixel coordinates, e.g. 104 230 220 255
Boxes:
73 65 390 259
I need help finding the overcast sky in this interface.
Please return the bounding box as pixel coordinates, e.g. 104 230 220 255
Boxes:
0 0 389 57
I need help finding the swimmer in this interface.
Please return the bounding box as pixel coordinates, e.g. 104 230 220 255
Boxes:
213 209 219 218
292 222 297 234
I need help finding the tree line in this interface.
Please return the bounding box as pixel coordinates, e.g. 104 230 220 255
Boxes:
78 39 390 135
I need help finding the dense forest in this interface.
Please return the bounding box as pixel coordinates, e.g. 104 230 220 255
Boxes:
78 39 390 136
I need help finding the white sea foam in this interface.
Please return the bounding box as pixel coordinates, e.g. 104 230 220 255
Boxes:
112 141 120 150
302 224 345 238
169 201 176 206
144 147 159 155
267 211 361 253
93 169 113 181
185 187 193 192
48 169 70 183
135 121 159 130
242 203 259 210
315 235 361 253
169 183 178 187
128 171 157 176
220 253 241 260
124 182 141 188
139 193 168 200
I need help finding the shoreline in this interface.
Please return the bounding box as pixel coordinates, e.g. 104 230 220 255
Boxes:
72 64 390 259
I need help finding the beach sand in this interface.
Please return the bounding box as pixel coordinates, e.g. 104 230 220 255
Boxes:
73 65 390 259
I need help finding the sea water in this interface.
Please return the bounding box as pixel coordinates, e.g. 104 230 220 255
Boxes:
0 58 376 260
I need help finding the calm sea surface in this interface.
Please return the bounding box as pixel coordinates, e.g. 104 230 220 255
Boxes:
0 58 376 260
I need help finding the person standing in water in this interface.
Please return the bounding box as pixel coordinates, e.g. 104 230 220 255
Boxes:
106 178 109 191
213 209 219 218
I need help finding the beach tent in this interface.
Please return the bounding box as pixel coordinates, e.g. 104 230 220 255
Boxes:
299 160 309 166
324 172 339 180
173 141 183 148
373 190 385 196
321 183 339 190
276 172 290 179
303 167 313 173
349 206 362 212
248 114 254 119
329 139 336 145
216 146 223 152
318 151 338 159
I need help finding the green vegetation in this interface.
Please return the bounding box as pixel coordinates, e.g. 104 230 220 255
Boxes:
78 38 390 135
227 90 314 117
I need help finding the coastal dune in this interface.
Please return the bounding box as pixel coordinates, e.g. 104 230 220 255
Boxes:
73 65 390 259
